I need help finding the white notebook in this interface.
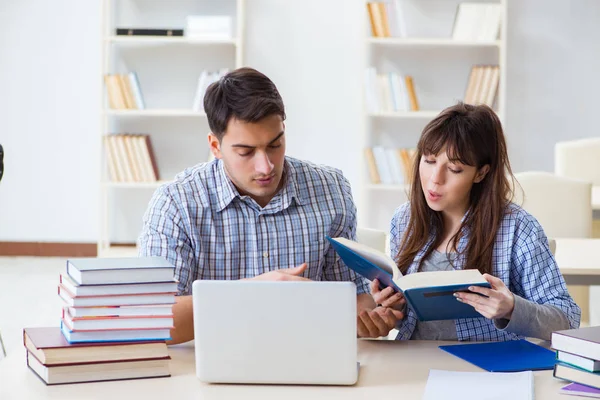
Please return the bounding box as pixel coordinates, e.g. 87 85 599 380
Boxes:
423 370 534 400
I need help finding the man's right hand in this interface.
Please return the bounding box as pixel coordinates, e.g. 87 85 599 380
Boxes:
249 263 312 282
371 278 406 312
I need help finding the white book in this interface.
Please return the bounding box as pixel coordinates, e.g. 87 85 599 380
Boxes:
557 350 600 372
372 146 393 185
393 73 409 111
66 256 175 285
192 70 209 111
385 148 404 185
365 67 380 113
60 323 171 343
127 72 145 109
59 286 176 307
68 304 174 318
452 3 479 41
59 273 177 297
393 0 407 38
378 74 394 112
423 370 534 400
478 4 502 42
63 310 174 331
485 66 500 107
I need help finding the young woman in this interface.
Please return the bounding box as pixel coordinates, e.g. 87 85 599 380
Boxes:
372 102 580 341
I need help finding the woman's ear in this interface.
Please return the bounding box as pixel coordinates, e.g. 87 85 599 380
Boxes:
474 164 490 183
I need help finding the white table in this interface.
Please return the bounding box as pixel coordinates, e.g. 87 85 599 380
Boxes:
0 339 567 399
555 238 600 285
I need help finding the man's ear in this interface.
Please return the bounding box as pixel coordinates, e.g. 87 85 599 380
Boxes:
474 164 490 183
208 133 222 159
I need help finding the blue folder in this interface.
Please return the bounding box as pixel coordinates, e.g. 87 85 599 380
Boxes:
439 339 556 372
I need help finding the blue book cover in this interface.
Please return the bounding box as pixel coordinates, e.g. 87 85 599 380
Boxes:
439 340 556 372
327 236 491 321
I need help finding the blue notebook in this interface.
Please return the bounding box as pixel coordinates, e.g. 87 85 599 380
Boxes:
327 236 491 322
439 340 556 372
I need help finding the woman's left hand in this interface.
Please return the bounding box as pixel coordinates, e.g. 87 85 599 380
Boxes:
454 273 515 320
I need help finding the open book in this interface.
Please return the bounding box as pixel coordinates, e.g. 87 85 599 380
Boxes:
327 236 491 321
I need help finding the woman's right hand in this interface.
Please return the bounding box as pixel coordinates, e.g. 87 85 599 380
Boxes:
371 279 406 312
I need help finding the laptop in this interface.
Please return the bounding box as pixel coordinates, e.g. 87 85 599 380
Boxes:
192 280 358 385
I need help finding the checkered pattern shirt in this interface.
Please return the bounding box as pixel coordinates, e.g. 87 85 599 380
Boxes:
390 202 581 341
138 156 370 296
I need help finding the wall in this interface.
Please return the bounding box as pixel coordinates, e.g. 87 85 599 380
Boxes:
1 0 599 242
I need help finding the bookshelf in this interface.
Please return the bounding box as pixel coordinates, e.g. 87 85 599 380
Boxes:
361 0 507 231
99 0 245 257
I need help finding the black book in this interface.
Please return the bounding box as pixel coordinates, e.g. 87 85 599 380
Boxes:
116 28 184 37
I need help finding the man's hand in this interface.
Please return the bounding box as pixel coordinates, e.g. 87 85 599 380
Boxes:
357 306 404 338
454 273 515 320
249 263 312 282
370 279 406 311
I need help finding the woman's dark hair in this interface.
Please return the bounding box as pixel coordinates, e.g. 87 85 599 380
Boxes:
396 102 515 275
204 67 286 141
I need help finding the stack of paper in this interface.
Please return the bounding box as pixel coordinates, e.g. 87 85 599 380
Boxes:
423 370 534 400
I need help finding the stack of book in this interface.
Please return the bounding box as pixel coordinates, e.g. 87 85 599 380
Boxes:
103 134 160 183
364 147 416 186
366 1 406 38
104 73 145 110
24 257 177 385
364 68 419 113
463 65 500 108
552 326 600 396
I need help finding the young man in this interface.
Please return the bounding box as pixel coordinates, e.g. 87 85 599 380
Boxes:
138 67 403 344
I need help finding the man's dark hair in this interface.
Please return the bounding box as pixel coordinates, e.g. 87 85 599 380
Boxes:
204 67 286 141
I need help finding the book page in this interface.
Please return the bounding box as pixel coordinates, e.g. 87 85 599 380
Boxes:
424 370 534 400
394 269 487 291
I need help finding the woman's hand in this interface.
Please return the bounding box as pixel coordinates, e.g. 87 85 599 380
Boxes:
370 279 406 312
454 273 515 320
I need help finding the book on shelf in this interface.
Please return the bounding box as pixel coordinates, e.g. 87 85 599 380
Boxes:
23 327 169 366
364 68 418 113
365 146 416 185
366 1 406 38
116 28 184 37
464 65 499 107
185 16 232 39
104 72 145 110
65 257 176 285
452 3 502 42
103 134 159 183
192 69 229 111
26 350 171 385
326 236 491 321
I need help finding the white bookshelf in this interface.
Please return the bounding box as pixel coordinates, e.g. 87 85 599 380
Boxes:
361 0 507 231
99 0 245 257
